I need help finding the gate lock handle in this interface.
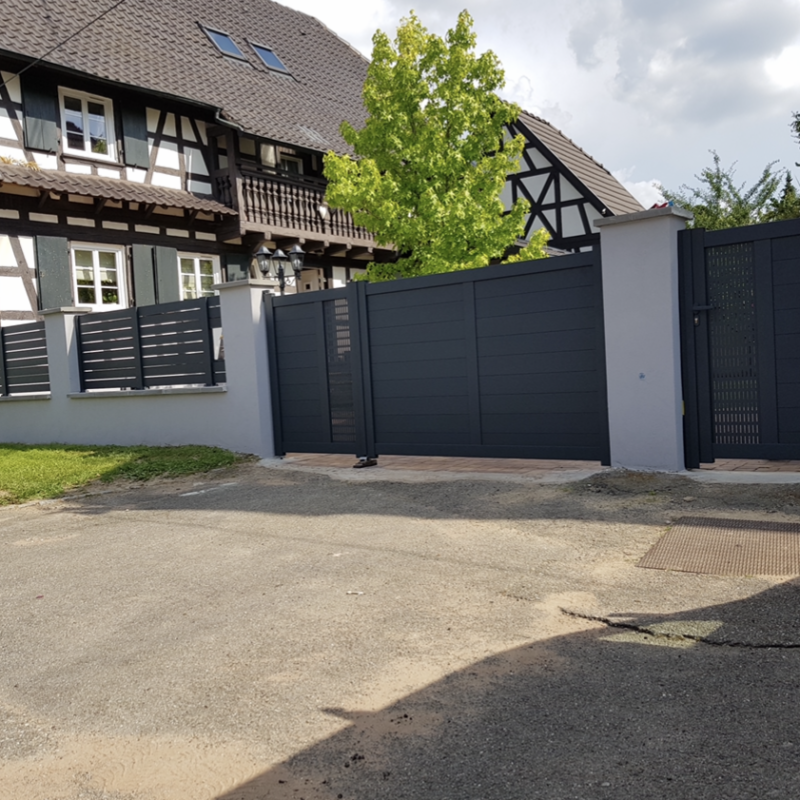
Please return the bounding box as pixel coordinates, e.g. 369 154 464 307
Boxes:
692 304 715 326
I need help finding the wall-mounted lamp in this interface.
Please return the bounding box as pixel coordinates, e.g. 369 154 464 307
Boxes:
317 202 329 221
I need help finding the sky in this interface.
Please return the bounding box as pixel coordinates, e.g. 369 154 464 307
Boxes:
280 0 800 207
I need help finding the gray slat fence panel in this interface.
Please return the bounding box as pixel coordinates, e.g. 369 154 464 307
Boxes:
0 328 7 396
1 321 50 394
76 298 223 391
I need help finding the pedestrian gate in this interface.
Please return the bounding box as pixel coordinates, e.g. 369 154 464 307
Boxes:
680 219 800 467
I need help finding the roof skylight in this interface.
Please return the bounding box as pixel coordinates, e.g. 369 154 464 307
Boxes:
202 27 246 60
250 43 289 72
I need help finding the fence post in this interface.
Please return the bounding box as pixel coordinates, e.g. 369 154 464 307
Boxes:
40 307 90 397
213 279 276 458
595 206 693 472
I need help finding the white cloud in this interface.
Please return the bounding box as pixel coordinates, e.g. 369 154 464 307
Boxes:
765 43 800 89
613 173 666 208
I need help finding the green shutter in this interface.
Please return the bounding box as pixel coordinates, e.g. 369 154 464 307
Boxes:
121 104 150 170
154 246 180 303
35 236 72 310
21 79 59 153
131 245 157 307
225 253 252 281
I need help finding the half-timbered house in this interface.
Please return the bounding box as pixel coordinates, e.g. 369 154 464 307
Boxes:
0 0 391 324
0 0 641 326
505 111 643 252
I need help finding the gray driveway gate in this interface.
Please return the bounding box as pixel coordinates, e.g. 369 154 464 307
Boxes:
680 219 800 466
266 251 610 463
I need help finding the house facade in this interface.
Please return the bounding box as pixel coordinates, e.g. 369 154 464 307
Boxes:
0 0 393 325
0 0 642 326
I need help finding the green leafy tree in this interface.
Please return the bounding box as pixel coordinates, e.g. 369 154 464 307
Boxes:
323 11 530 281
659 151 783 230
764 172 800 222
502 227 550 263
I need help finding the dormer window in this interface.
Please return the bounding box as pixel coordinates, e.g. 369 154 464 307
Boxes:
202 26 247 60
250 43 289 73
59 89 116 161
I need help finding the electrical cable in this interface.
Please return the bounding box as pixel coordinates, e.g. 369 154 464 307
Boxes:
0 0 128 92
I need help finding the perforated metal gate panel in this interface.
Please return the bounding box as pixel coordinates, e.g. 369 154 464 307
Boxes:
706 242 760 445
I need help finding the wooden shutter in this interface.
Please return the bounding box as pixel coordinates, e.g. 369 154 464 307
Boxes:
225 253 251 281
131 244 157 307
154 246 180 303
21 79 59 153
35 236 72 309
121 104 150 170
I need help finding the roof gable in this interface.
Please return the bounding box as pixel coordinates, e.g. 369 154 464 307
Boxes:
516 111 643 217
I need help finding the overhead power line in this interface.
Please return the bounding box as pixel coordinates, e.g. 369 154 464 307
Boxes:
0 0 129 92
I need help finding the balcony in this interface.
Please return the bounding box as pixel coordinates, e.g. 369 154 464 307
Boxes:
214 164 375 249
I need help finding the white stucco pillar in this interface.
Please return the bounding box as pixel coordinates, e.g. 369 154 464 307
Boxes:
595 206 693 472
214 279 275 458
41 307 90 396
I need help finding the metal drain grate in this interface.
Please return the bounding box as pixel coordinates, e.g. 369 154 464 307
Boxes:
638 517 800 576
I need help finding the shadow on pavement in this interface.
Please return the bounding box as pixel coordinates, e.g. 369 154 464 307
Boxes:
216 579 800 800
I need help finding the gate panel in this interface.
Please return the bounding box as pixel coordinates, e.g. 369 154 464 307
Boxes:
267 288 360 454
368 282 472 449
681 218 800 464
774 242 800 444
474 262 602 458
269 252 609 462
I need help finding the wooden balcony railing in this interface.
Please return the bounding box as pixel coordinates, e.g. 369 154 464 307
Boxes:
215 166 374 244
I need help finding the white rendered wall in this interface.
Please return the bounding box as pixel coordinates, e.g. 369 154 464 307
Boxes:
596 206 693 472
0 282 276 458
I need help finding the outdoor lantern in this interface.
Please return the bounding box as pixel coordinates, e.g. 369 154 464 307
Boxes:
317 202 329 221
254 245 272 277
270 248 288 294
288 244 305 274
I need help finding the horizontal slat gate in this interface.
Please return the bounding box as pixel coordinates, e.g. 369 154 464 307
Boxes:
268 252 609 462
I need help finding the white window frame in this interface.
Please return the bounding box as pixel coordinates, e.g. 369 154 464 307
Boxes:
58 88 117 162
70 243 127 312
178 253 221 301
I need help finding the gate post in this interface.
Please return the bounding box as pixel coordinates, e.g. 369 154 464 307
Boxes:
214 279 276 458
596 206 693 471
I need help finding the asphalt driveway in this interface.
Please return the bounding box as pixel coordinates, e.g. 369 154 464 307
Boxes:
1 462 799 799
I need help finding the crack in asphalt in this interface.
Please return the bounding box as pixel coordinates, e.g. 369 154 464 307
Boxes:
560 608 800 649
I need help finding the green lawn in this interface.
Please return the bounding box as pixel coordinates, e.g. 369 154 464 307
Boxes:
0 444 246 505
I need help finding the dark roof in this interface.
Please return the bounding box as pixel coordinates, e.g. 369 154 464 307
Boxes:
517 111 644 216
0 0 369 154
0 162 237 214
